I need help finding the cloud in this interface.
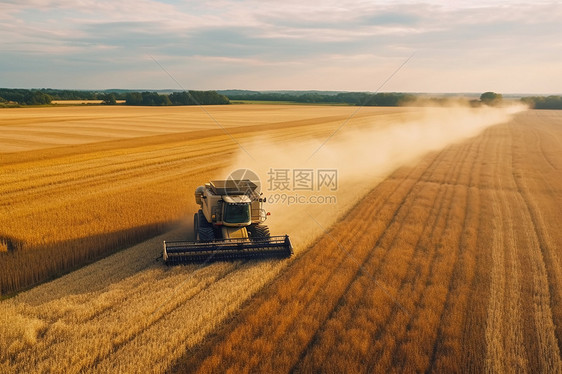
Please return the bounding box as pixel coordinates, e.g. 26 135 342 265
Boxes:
0 1 560 92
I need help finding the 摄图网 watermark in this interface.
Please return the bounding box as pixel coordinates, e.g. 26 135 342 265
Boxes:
265 168 338 205
226 167 339 206
266 168 338 191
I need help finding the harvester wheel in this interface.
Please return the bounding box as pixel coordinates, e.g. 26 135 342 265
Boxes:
196 210 215 242
248 224 271 240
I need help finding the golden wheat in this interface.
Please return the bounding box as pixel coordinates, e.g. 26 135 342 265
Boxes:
1 105 422 296
0 105 531 373
174 110 562 373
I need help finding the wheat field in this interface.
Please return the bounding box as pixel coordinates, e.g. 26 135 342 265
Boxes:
173 110 562 373
2 105 558 373
1 104 425 295
1 104 429 373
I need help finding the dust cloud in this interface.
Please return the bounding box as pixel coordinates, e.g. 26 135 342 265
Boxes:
225 104 527 252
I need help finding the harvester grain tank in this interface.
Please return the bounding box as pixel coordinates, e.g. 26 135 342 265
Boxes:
163 179 293 264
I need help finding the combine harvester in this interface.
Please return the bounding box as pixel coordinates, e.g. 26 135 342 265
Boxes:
163 179 293 264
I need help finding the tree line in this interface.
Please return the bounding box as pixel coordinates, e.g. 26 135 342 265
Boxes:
0 88 54 105
226 91 416 106
521 96 562 109
0 88 230 106
2 88 561 109
123 90 230 106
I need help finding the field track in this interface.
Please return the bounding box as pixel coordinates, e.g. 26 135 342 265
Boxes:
2 106 560 372
173 110 562 373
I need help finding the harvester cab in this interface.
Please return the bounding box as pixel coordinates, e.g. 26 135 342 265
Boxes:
163 179 293 264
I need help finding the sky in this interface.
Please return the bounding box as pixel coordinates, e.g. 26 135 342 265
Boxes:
0 0 561 93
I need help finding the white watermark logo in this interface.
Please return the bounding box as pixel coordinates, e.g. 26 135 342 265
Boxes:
266 168 338 191
225 168 262 197
268 193 338 206
225 168 338 206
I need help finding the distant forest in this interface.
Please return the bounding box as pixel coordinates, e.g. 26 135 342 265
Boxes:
0 88 414 107
122 90 230 106
0 88 60 105
225 91 417 106
520 96 562 109
1 88 561 109
0 88 230 106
